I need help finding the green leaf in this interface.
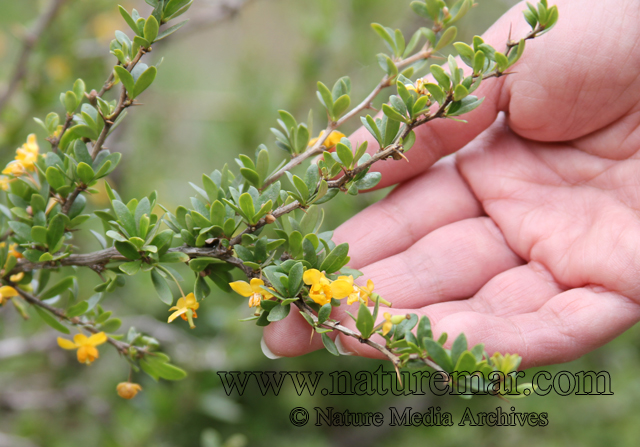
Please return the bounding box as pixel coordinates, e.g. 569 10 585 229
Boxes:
450 333 468 366
267 303 290 322
40 277 74 300
34 307 69 334
319 243 349 274
141 357 187 380
435 26 457 51
143 15 159 42
371 23 396 53
115 241 141 260
76 162 95 185
45 167 66 191
100 318 122 333
453 84 469 101
382 104 407 123
114 66 134 95
120 260 142 275
160 252 190 263
155 20 189 41
47 214 66 253
453 351 477 374
238 193 255 221
113 200 137 237
332 94 350 120
66 301 90 318
430 65 450 90
119 6 141 35
356 302 374 339
63 91 77 114
132 66 157 99
335 142 353 168
151 269 173 305
321 333 339 356
287 262 304 297
316 81 334 111
424 338 454 372
355 172 381 190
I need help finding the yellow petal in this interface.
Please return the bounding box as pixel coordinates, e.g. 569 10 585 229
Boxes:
330 279 354 299
168 308 187 323
303 269 322 286
366 279 374 292
309 291 330 306
0 286 19 298
184 293 197 307
249 278 265 293
57 337 78 350
229 281 254 297
337 275 354 286
26 134 39 152
87 332 107 346
73 333 88 345
262 288 274 300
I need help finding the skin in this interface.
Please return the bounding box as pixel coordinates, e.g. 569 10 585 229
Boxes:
264 0 640 369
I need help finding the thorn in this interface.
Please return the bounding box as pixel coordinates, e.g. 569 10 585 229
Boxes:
394 363 403 386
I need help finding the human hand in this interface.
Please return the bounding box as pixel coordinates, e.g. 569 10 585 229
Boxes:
264 0 640 369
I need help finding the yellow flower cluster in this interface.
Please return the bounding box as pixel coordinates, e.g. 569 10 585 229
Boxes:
1 134 40 189
303 269 375 306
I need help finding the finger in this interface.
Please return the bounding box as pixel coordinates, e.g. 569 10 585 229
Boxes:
262 309 328 357
352 0 639 189
336 287 640 369
468 261 566 316
434 287 640 369
333 156 483 268
356 216 523 308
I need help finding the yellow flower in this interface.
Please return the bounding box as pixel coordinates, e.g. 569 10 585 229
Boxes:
341 275 376 306
308 130 346 149
405 79 429 96
0 175 11 191
0 285 18 306
229 278 274 308
2 161 27 177
116 382 143 400
302 269 353 306
9 272 24 283
15 134 39 171
382 312 394 336
4 134 40 177
0 242 22 259
57 332 108 364
168 293 200 328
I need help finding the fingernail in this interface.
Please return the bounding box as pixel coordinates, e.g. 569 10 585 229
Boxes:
335 335 353 356
260 337 282 360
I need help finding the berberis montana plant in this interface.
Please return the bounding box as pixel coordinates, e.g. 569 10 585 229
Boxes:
0 0 558 399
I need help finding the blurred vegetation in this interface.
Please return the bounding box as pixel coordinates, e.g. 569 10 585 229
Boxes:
1 0 638 446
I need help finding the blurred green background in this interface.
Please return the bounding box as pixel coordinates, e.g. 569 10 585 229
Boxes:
2 0 639 446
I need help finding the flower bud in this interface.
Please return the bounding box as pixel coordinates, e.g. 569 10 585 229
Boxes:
116 382 142 400
265 214 276 224
390 314 409 324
